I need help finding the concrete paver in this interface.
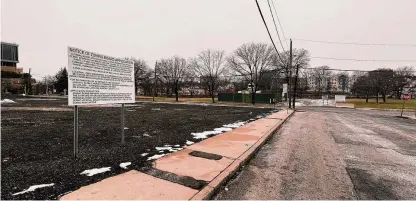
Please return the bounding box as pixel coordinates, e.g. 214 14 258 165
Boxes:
187 132 261 159
153 149 233 181
60 170 198 200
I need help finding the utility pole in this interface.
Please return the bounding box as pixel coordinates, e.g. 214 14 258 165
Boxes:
153 61 157 102
288 39 293 108
292 64 300 109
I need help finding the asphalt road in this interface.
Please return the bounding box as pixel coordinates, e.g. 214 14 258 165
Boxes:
214 107 416 200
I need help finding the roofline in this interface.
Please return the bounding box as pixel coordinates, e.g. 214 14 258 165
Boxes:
1 42 19 46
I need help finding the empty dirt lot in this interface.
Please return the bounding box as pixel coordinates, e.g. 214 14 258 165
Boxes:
1 97 273 200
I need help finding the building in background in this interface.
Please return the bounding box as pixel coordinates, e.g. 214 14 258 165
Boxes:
1 42 25 93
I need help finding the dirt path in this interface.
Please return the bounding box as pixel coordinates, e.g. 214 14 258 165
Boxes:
214 108 416 200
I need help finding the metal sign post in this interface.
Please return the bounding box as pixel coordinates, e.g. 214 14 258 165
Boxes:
73 105 79 158
121 104 125 144
68 47 135 158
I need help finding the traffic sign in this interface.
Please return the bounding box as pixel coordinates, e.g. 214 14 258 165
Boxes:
402 94 409 100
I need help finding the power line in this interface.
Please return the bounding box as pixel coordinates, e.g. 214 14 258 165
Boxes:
266 0 286 52
255 0 284 63
270 0 289 49
311 56 416 62
292 38 416 47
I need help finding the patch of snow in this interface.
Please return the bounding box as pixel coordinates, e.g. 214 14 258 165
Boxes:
151 108 161 111
141 153 149 157
119 162 131 169
174 148 183 151
124 127 129 130
174 144 180 147
214 127 233 132
186 140 194 145
147 154 166 161
12 183 54 196
223 121 246 128
0 99 16 104
80 167 111 176
156 146 172 151
191 130 223 139
249 118 255 121
156 146 184 152
143 133 151 137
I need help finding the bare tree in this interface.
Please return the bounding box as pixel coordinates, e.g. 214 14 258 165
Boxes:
351 73 373 102
273 48 310 80
309 66 332 96
189 49 227 103
43 75 56 94
129 58 149 95
368 68 395 103
158 56 187 101
393 66 414 99
337 72 350 92
227 43 275 104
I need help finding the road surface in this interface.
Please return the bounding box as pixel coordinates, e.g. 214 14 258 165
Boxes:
214 107 416 200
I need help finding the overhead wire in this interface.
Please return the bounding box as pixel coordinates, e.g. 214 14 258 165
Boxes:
270 0 289 49
266 0 286 52
254 0 285 63
292 38 416 47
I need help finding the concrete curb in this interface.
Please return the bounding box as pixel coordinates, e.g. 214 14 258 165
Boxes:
189 110 295 200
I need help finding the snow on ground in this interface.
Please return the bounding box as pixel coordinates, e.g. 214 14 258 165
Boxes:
151 108 161 111
294 99 336 107
223 121 247 129
155 145 184 152
80 167 111 176
191 130 223 139
191 120 248 139
12 183 54 196
147 154 166 161
119 162 131 169
214 127 233 132
174 144 180 147
124 127 129 130
186 140 194 145
141 153 149 157
1 99 16 104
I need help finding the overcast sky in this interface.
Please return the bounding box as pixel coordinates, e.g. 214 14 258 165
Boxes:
2 0 416 79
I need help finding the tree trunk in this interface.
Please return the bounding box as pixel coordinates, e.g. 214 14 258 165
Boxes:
251 85 256 105
211 82 215 103
382 93 386 103
366 92 369 103
175 84 179 101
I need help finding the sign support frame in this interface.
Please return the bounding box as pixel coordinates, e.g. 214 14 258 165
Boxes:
73 105 79 158
121 103 125 144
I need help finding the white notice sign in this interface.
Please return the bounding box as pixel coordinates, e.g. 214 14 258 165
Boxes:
67 47 135 105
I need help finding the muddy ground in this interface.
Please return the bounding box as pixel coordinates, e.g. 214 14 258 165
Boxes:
1 96 273 200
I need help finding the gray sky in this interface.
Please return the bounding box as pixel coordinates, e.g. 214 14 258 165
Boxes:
2 0 416 79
